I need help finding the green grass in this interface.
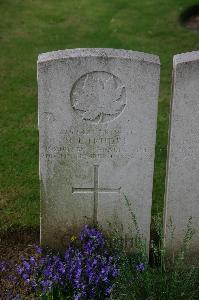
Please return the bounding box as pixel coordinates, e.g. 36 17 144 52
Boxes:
0 0 199 231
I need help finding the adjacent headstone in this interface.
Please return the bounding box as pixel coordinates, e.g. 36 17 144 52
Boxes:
164 51 199 256
38 48 160 251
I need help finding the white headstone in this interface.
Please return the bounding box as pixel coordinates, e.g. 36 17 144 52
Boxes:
38 48 160 251
164 51 199 256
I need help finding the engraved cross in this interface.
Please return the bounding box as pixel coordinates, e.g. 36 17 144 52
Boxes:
72 165 121 224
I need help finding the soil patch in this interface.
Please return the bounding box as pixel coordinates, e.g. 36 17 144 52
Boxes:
0 227 39 299
180 5 199 32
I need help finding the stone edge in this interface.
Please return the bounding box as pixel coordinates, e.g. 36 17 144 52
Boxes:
173 50 199 67
164 50 199 251
37 48 160 65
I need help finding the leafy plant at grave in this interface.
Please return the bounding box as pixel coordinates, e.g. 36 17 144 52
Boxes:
13 225 119 299
112 209 199 300
1 214 199 300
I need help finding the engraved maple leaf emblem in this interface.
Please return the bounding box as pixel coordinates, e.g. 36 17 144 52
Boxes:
72 72 126 123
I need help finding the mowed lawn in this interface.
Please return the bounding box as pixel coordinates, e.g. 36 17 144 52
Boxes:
0 0 198 232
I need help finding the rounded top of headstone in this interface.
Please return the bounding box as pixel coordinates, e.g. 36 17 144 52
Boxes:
173 50 199 67
37 48 160 65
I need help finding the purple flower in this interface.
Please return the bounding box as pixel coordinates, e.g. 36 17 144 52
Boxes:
16 266 23 275
74 293 81 300
40 279 53 291
112 266 119 277
30 256 37 266
136 262 145 272
40 257 46 265
22 273 30 284
34 245 42 254
43 267 52 277
23 261 31 272
31 280 37 289
58 261 65 274
106 287 112 297
0 261 6 272
79 225 105 256
15 225 119 299
62 225 119 299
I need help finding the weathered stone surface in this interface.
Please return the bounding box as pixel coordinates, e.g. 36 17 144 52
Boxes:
38 48 160 251
164 51 199 256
